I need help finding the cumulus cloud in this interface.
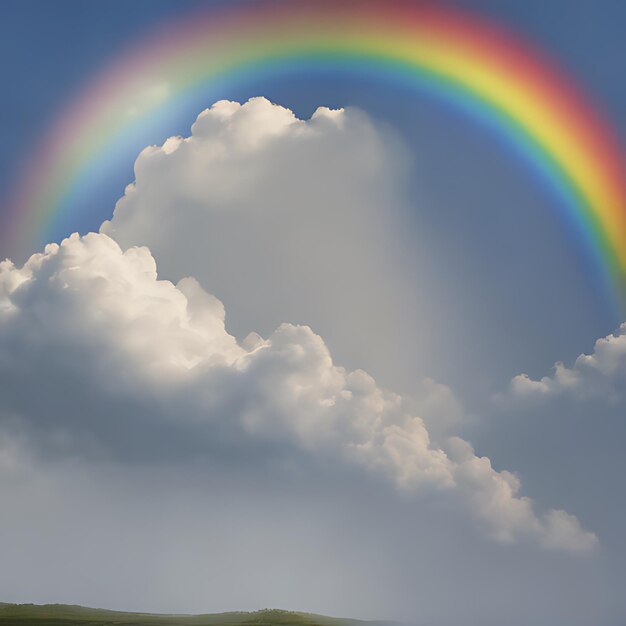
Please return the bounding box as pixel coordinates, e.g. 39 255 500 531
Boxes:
502 323 626 405
0 231 597 553
99 97 437 396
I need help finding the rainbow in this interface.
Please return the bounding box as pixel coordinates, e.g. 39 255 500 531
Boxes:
5 0 626 311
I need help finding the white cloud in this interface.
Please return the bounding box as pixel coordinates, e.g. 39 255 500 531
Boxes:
0 231 597 554
99 97 439 398
502 323 626 404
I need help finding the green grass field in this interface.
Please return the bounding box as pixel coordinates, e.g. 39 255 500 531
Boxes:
0 604 391 626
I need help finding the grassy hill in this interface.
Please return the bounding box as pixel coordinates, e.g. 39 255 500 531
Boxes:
0 604 392 626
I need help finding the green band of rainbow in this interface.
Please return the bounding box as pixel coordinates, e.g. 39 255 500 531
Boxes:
5 1 626 309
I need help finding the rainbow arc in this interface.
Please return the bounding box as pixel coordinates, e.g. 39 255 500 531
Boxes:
5 1 626 310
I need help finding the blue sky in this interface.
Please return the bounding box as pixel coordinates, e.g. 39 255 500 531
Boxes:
1 2 625 624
